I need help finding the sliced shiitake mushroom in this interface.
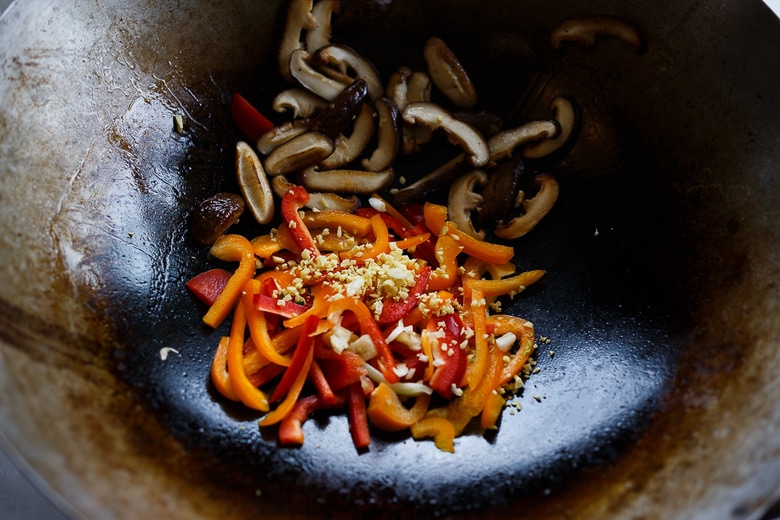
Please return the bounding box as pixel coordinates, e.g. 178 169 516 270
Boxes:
391 153 472 206
236 141 274 225
447 169 488 240
318 102 376 169
478 157 525 228
289 48 348 101
550 15 644 54
298 167 394 194
264 131 335 176
272 89 328 119
279 0 318 82
257 119 311 156
190 192 245 247
402 102 489 167
488 119 559 163
309 78 370 141
361 96 401 172
315 45 384 101
494 173 559 239
522 95 580 160
424 36 478 109
306 0 340 53
271 174 361 212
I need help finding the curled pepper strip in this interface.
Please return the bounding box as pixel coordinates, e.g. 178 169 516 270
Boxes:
280 185 320 257
463 269 546 299
410 417 456 453
340 213 390 261
211 336 239 402
302 210 373 237
259 314 319 426
203 234 256 328
422 202 515 265
427 234 463 291
464 287 489 390
227 301 270 412
242 280 293 367
368 382 431 432
487 314 536 387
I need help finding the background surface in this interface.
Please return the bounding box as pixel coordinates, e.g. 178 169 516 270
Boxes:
0 0 778 519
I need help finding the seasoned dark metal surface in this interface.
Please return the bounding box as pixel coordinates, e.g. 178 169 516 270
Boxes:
0 0 779 519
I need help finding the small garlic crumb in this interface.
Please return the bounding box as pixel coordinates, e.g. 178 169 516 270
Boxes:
159 347 179 361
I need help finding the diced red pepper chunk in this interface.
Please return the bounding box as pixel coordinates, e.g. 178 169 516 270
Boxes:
186 268 232 306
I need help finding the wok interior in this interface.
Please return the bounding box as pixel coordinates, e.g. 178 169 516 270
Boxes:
0 0 779 518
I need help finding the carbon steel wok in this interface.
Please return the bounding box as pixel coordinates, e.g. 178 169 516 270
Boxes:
1 0 779 518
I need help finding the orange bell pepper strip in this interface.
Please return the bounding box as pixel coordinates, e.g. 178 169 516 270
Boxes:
203 234 256 328
487 314 536 387
426 235 463 291
226 301 270 412
302 210 373 237
393 232 431 251
340 213 390 261
243 327 302 376
251 234 283 259
367 382 431 432
422 203 515 265
481 391 506 430
463 269 546 299
464 287 489 389
422 201 448 235
283 282 335 329
211 336 239 401
410 417 456 453
259 315 318 426
327 297 399 384
242 280 293 367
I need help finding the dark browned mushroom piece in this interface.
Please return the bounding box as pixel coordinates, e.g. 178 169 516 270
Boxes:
391 153 472 206
189 192 245 247
309 78 370 140
478 157 525 228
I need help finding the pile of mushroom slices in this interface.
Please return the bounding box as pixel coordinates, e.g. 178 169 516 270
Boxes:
235 0 644 243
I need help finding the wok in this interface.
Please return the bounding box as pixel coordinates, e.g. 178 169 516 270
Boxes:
1 0 779 518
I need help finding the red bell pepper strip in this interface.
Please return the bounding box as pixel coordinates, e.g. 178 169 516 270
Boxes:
315 346 367 390
278 393 345 445
231 93 274 141
377 265 431 324
254 293 308 319
346 381 371 449
259 317 319 427
427 312 469 399
309 359 338 406
280 186 320 257
270 314 320 402
187 268 231 306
